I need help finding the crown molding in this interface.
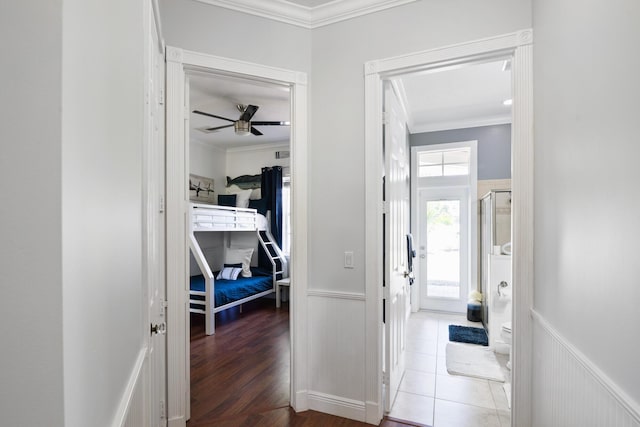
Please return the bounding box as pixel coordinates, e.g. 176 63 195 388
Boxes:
193 0 418 29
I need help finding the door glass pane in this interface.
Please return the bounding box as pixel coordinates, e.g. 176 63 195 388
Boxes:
443 163 469 176
426 200 460 298
419 151 442 166
443 149 470 164
419 165 442 177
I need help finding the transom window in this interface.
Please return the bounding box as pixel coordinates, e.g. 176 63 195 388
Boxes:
418 148 470 177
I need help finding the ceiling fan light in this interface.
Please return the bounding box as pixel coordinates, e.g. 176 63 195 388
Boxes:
234 120 251 136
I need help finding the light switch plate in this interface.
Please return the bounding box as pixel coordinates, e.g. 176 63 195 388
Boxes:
344 251 354 268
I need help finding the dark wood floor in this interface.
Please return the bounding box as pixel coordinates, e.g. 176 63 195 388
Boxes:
188 297 422 427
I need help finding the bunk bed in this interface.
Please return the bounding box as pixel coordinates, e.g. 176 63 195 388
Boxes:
189 203 287 335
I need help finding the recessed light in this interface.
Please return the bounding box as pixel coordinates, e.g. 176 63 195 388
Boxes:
503 99 513 106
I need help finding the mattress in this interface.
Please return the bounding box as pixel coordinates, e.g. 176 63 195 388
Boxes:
190 267 273 307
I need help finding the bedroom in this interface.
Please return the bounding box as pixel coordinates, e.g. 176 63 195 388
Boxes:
187 70 293 424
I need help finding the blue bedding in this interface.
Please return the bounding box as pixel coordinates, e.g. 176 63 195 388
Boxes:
190 267 273 307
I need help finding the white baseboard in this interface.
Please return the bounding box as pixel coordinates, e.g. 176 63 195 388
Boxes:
307 391 365 422
532 310 640 426
168 416 186 427
365 401 382 425
293 389 309 412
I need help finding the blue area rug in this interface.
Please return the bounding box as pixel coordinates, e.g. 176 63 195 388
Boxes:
449 325 488 346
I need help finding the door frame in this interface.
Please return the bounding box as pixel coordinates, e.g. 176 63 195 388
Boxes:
364 30 534 426
165 47 309 426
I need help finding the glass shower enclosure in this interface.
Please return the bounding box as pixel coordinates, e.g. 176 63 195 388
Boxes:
480 190 512 329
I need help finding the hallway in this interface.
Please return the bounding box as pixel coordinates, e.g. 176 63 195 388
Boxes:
389 312 510 427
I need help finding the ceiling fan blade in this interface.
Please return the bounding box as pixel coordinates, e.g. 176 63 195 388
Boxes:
240 105 259 122
206 124 234 131
250 126 263 136
193 110 235 123
252 121 291 126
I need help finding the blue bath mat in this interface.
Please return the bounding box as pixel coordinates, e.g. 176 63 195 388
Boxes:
449 325 488 346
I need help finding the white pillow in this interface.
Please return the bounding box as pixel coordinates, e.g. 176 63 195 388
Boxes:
224 247 254 278
225 185 252 208
216 267 242 281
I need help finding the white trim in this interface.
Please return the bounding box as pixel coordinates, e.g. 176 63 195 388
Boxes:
410 115 511 134
165 47 309 423
112 347 147 427
192 0 418 29
365 29 534 426
307 289 366 301
532 309 640 423
307 391 365 422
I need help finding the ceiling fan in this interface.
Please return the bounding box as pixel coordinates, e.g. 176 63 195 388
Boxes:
193 104 290 136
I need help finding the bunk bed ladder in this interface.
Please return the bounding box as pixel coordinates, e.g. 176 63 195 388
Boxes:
257 229 288 286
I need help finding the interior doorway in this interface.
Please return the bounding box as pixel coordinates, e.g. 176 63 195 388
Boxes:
364 31 534 426
185 70 293 424
165 47 309 426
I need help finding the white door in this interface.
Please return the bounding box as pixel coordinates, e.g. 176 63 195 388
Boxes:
145 4 167 425
418 187 469 313
383 82 410 412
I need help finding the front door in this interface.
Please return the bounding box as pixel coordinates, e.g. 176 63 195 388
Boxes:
418 187 469 313
383 82 410 412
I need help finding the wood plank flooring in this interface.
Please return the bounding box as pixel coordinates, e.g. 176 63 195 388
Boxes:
188 297 422 427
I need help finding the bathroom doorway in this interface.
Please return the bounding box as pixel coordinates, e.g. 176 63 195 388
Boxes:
383 60 514 426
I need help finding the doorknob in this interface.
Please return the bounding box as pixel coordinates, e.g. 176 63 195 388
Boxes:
150 323 166 336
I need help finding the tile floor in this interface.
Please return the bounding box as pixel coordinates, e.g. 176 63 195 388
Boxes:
388 311 511 427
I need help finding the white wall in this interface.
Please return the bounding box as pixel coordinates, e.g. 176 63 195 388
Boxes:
190 141 227 195
159 0 531 419
226 143 291 180
1 2 147 426
61 0 146 426
532 0 640 421
158 0 312 74
307 0 531 410
0 2 65 425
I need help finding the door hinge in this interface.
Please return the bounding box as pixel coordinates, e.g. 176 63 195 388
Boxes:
159 195 165 213
382 111 389 125
159 88 165 106
160 400 166 420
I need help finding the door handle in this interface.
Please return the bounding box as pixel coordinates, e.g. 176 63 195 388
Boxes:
150 323 166 336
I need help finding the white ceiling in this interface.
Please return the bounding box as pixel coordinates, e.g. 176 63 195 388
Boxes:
397 60 512 133
189 72 291 150
189 60 511 151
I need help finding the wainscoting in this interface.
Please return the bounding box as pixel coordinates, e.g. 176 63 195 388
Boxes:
532 310 640 427
117 348 147 427
307 291 367 422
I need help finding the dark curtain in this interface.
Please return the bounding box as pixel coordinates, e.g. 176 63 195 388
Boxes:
259 166 283 268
